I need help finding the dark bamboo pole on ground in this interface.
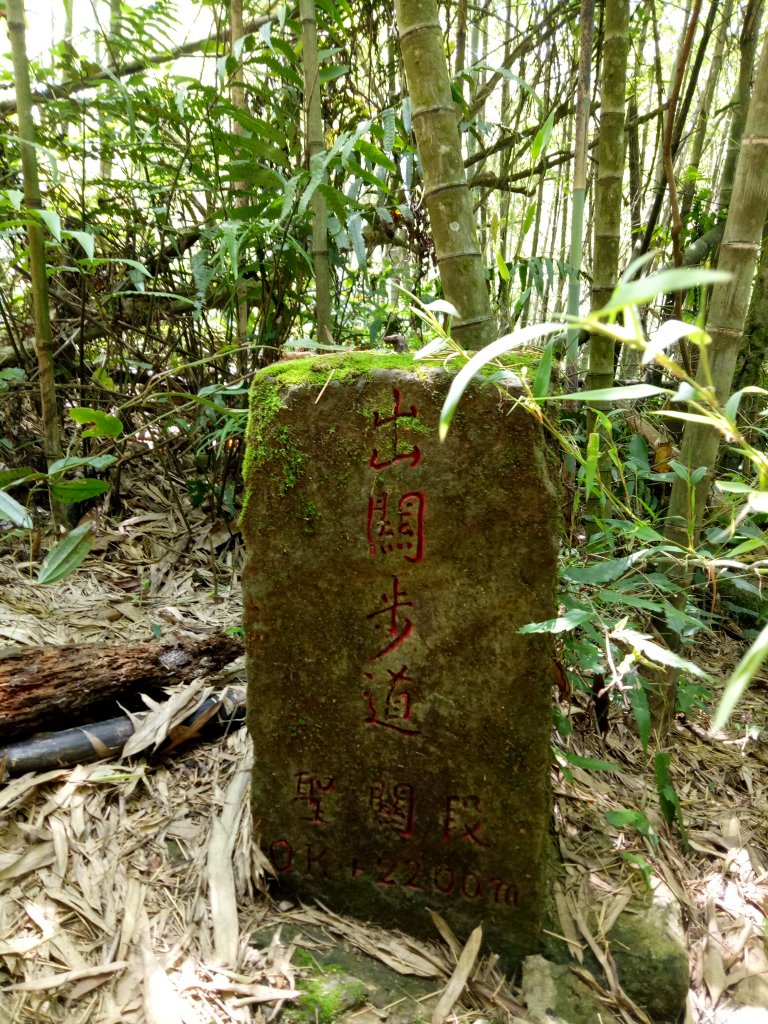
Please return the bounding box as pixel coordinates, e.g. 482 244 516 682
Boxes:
7 0 63 496
394 0 495 350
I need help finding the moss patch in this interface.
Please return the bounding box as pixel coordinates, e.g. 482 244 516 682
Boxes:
241 352 432 523
292 972 368 1024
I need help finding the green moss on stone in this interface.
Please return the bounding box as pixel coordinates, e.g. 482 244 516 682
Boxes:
241 352 431 525
294 973 368 1024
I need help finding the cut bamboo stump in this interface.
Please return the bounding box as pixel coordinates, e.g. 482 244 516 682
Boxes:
0 633 243 742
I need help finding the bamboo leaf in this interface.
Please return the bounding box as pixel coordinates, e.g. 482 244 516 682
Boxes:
583 431 600 498
495 248 510 281
712 621 768 730
600 268 730 315
439 322 562 440
563 550 649 584
559 751 624 772
551 383 666 402
532 340 554 399
643 319 705 364
424 299 459 317
614 627 711 679
519 607 592 633
530 109 555 162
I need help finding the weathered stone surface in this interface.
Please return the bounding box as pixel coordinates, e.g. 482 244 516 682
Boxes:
242 352 558 966
607 881 689 1023
521 956 621 1024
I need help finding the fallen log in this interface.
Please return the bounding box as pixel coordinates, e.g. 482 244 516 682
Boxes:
0 632 243 742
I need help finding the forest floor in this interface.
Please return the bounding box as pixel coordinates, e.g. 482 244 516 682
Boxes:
0 473 767 1024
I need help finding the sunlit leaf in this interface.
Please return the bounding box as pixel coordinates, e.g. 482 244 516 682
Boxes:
518 607 592 633
749 491 768 512
551 383 666 402
562 550 650 584
0 490 33 528
600 268 730 315
583 431 600 499
495 248 510 281
614 627 711 679
424 299 459 317
712 621 768 730
643 319 705 365
63 230 95 260
532 340 554 399
36 208 62 241
530 109 555 163
439 322 562 440
69 407 123 438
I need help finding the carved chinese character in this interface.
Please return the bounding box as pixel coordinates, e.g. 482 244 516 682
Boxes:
369 781 415 839
367 491 426 563
442 795 490 846
373 388 418 427
369 388 422 471
366 575 414 659
294 771 336 825
363 664 420 736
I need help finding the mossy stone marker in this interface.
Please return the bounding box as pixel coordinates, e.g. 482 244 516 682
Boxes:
242 352 558 965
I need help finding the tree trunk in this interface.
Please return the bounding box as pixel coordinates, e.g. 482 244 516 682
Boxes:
654 31 768 733
0 633 243 742
394 0 495 350
587 0 629 393
564 0 595 382
7 0 63 512
679 0 733 224
715 0 764 213
300 0 332 346
230 0 250 371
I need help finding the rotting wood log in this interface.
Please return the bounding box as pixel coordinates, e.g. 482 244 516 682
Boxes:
0 632 243 743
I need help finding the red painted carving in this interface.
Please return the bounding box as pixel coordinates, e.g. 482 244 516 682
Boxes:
433 864 456 895
367 576 414 660
490 878 519 905
376 856 397 885
368 446 422 471
372 388 418 427
363 665 420 735
369 781 415 838
367 491 426 562
270 839 294 873
442 795 490 846
460 872 482 899
295 771 336 825
368 389 422 470
403 859 425 891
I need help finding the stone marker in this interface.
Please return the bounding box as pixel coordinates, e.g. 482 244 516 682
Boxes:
242 352 558 965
